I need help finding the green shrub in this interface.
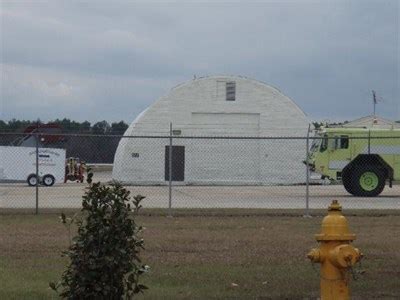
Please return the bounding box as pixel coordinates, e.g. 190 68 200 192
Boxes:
50 182 148 299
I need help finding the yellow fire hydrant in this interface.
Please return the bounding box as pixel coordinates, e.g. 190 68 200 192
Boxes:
307 200 362 300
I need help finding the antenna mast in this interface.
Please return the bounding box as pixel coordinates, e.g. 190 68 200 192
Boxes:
372 90 377 117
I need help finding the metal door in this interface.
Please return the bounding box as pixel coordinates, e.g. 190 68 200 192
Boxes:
165 146 185 181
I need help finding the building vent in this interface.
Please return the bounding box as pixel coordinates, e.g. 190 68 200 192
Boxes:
226 81 236 101
172 129 182 136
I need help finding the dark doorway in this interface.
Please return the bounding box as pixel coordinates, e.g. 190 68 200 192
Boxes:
165 146 185 181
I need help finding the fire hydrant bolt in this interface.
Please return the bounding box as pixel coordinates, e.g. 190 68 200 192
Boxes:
307 200 362 300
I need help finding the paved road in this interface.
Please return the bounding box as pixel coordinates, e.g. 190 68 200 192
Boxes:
1 174 399 210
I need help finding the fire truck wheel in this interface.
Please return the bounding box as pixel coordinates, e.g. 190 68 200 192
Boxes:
27 174 38 186
42 174 55 187
341 169 354 195
351 166 385 197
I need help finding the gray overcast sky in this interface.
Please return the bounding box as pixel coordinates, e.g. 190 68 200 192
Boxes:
1 0 399 123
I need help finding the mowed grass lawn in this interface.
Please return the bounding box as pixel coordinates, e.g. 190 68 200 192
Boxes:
0 211 399 299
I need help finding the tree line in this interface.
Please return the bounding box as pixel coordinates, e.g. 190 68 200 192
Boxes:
0 119 130 164
0 118 129 135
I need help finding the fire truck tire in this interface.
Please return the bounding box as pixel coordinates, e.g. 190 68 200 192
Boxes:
42 174 55 186
341 170 354 195
27 174 38 186
351 166 385 197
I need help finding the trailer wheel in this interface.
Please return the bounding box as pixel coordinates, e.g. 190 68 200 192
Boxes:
27 174 38 186
42 174 55 187
351 166 386 197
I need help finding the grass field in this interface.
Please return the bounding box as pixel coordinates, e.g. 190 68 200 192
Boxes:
1 211 399 299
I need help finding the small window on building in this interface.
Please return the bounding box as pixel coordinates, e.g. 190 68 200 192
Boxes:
226 81 236 101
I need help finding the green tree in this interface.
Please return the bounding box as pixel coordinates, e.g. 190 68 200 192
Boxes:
0 120 7 131
80 121 91 133
92 120 111 135
312 121 324 130
111 121 129 135
51 182 148 299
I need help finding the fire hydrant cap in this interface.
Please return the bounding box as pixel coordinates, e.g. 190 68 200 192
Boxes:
330 244 361 268
315 200 356 241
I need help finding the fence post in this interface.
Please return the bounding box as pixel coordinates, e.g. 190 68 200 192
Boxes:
168 123 173 216
305 124 311 217
35 125 39 215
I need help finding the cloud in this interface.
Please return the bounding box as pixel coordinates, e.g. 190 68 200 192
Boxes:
1 63 180 121
1 1 399 122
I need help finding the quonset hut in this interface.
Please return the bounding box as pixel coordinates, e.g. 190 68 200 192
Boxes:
113 75 310 185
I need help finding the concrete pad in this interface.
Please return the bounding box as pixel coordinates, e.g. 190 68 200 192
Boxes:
1 174 399 210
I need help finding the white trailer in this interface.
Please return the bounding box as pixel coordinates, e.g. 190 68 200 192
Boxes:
0 146 66 186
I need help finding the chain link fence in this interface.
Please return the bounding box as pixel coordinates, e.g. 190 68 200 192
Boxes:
1 131 399 298
1 131 399 214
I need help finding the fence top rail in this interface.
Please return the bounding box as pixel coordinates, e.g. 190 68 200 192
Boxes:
1 131 400 140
